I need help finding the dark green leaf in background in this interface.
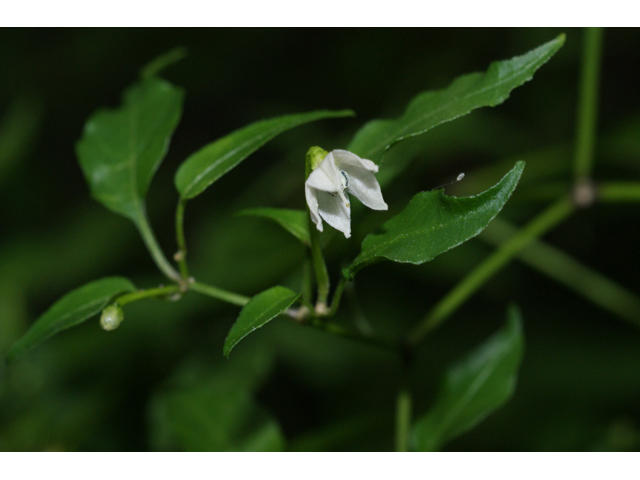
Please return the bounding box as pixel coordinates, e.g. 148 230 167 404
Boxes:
348 35 565 163
175 110 354 200
412 305 524 451
223 286 300 358
76 77 184 223
140 47 188 80
151 384 284 451
347 161 525 278
149 348 284 451
0 95 43 182
237 207 310 246
6 277 136 363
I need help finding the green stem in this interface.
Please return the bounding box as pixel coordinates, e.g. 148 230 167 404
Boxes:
407 197 574 346
328 277 348 316
598 182 640 203
574 27 604 180
482 216 640 329
190 281 250 306
175 198 189 279
395 388 412 452
136 208 181 282
302 258 313 304
115 284 181 307
305 154 331 307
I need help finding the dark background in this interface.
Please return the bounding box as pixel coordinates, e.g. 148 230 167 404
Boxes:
1 28 639 451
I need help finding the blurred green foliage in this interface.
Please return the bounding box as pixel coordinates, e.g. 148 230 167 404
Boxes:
1 28 640 451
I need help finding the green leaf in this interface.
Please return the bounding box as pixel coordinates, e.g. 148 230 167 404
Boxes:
149 350 284 451
6 277 136 363
347 161 525 278
223 286 300 358
175 110 354 200
237 207 310 246
76 77 184 223
413 305 525 451
151 384 285 451
140 47 188 79
348 35 565 163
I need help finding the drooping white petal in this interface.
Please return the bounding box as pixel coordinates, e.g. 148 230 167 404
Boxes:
359 158 379 173
316 190 351 238
305 183 323 232
332 150 388 211
306 152 342 193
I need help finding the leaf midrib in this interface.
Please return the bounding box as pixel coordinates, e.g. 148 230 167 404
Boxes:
184 129 271 198
357 198 496 263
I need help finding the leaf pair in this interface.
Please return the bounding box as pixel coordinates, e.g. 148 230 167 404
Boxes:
77 64 353 219
237 35 565 272
225 36 564 357
9 56 352 362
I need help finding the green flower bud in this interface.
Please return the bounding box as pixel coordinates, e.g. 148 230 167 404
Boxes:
100 304 124 331
305 146 329 176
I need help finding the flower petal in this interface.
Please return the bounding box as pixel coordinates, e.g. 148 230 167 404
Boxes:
305 183 323 232
317 190 351 238
332 150 388 211
306 152 342 193
359 158 379 173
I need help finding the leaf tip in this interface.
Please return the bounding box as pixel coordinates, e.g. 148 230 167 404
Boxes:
140 46 188 80
506 303 524 332
222 335 237 358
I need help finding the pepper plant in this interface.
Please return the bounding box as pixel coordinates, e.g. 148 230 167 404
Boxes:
5 34 568 451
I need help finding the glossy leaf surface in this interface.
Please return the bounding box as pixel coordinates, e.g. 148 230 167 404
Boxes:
175 110 354 199
223 286 300 358
348 35 565 163
7 277 136 362
76 77 184 223
347 161 524 278
237 207 310 246
412 305 524 451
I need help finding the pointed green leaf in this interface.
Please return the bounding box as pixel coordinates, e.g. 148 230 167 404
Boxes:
140 47 187 79
413 305 524 451
76 77 184 224
348 35 565 163
347 161 525 278
175 110 354 200
6 277 136 363
224 286 300 358
237 208 310 246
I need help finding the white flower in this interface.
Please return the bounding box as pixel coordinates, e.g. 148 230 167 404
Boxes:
305 149 388 238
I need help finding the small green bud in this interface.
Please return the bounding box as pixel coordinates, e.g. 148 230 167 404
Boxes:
100 304 124 331
305 146 329 176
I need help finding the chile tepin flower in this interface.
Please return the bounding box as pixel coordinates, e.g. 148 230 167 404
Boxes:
305 147 388 238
